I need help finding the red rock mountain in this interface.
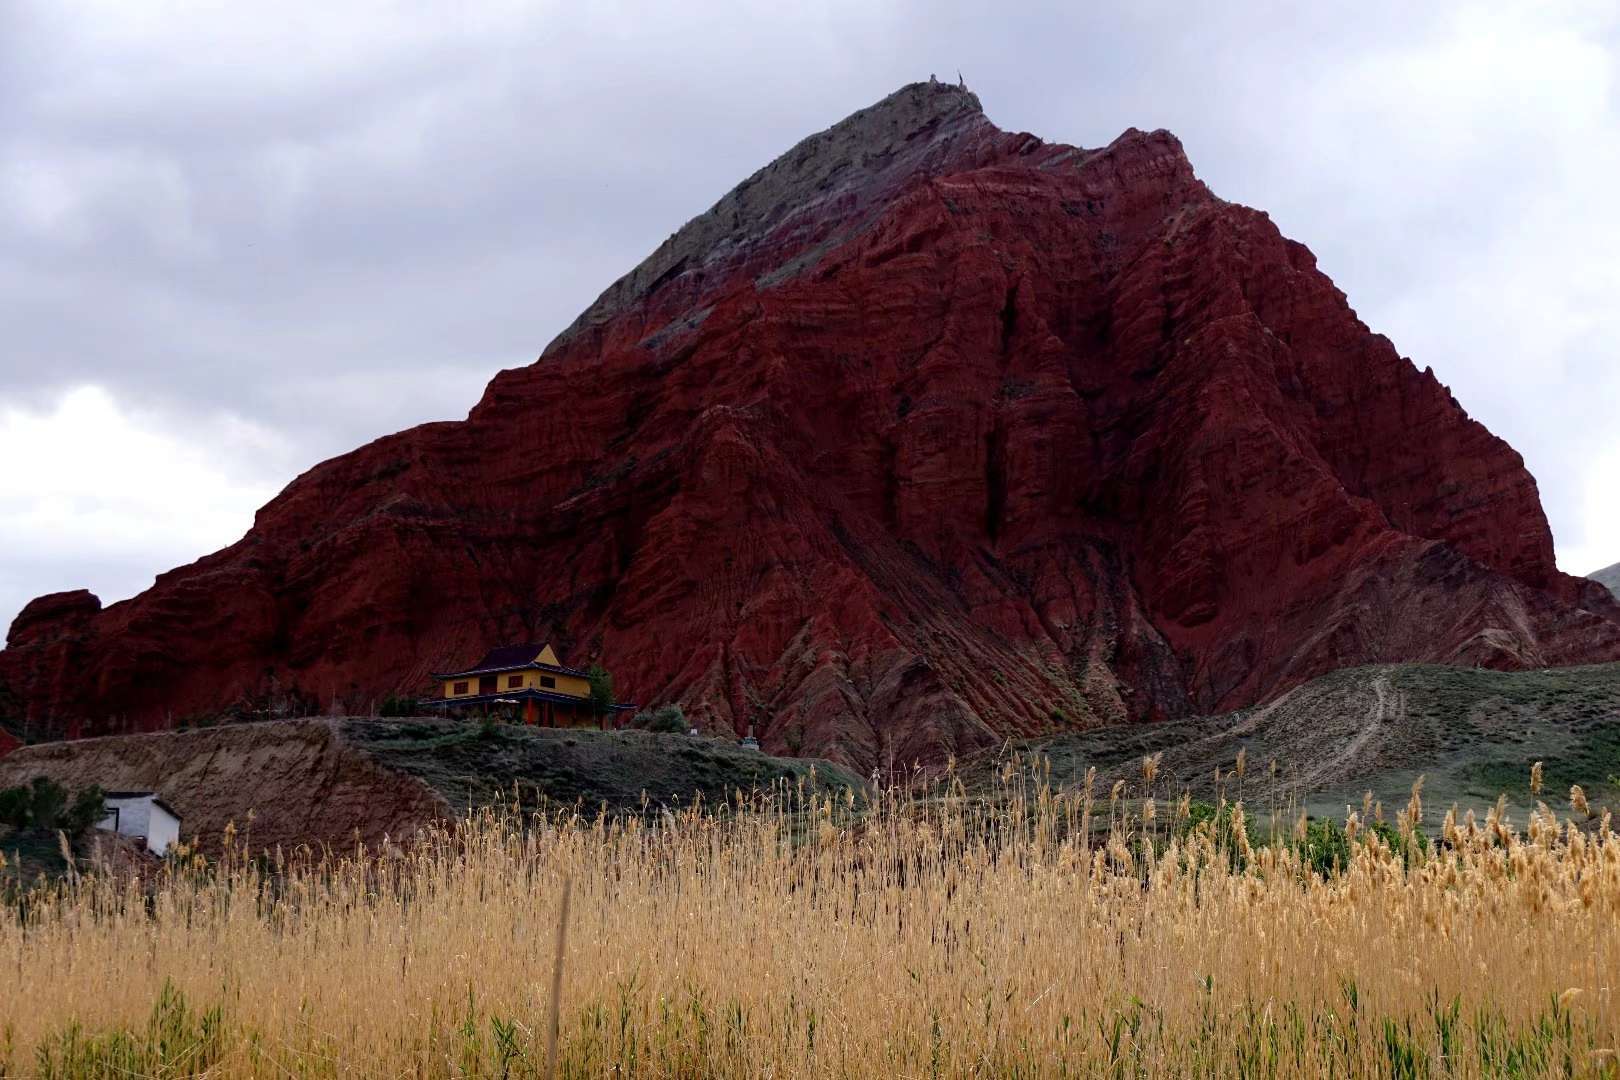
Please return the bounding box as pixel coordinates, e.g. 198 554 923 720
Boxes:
4 83 1618 767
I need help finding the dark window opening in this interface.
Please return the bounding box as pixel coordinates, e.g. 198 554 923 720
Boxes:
540 676 556 689
479 675 498 694
507 675 524 688
453 681 469 695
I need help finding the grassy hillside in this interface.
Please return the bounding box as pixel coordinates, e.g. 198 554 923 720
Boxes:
342 718 862 816
967 662 1620 827
1593 561 1620 599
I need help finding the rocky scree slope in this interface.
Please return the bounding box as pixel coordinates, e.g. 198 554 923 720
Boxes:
1592 562 1620 600
3 82 1618 770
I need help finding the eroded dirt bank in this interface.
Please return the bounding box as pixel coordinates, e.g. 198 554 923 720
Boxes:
0 720 449 853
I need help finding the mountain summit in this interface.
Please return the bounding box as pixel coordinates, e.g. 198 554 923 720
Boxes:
5 83 1618 766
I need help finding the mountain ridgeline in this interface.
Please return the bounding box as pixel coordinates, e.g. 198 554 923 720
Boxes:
4 82 1619 770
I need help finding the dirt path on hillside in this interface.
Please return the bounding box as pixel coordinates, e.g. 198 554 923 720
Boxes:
1297 672 1403 789
1225 685 1302 739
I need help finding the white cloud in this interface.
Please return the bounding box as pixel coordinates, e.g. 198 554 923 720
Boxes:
1556 440 1620 577
0 386 284 624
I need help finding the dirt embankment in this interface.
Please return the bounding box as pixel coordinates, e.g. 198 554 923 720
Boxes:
0 720 448 854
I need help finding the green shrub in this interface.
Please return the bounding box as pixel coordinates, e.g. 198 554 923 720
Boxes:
26 776 67 830
0 778 104 836
378 695 420 717
587 664 616 715
1294 817 1352 877
0 782 30 827
1177 801 1429 877
635 704 688 735
1368 819 1429 862
62 785 107 837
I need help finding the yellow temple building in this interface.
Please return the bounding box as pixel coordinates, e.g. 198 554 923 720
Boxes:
429 643 629 728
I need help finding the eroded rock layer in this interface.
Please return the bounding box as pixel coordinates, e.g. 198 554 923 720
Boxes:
4 83 1617 768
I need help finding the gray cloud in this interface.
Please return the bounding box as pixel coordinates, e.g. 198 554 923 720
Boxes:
2 1 1617 631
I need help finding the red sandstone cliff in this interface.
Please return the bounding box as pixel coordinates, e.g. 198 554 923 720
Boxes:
3 83 1617 768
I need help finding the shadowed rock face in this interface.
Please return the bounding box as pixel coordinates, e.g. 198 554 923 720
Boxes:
4 82 1618 769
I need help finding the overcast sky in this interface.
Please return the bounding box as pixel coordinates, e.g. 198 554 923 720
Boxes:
2 1 1617 633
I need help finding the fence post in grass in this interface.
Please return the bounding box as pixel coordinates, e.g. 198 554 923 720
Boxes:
545 874 573 1077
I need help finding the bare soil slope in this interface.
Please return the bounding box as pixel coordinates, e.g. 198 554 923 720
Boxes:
0 720 449 854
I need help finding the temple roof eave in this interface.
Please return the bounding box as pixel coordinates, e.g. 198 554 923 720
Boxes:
429 660 591 680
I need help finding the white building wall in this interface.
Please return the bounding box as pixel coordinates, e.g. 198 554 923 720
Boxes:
98 795 180 855
145 805 180 855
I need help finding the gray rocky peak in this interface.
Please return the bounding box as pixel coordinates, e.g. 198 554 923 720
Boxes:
544 82 998 355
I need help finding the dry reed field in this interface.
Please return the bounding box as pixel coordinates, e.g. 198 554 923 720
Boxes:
2 763 1618 1078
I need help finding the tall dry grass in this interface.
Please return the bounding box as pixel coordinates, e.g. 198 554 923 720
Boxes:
1 768 1617 1077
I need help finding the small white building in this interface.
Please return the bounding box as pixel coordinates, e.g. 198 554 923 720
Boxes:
97 792 181 855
